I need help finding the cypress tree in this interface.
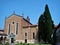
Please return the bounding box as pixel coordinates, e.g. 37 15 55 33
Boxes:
38 4 53 43
44 4 53 43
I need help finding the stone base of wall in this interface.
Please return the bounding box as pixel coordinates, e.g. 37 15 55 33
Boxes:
15 39 38 43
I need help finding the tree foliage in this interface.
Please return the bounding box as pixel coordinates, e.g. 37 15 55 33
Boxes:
38 4 53 43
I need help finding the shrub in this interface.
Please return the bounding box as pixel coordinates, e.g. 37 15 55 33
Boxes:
27 43 29 45
5 42 9 45
20 42 22 44
0 42 2 44
0 42 2 45
23 43 25 45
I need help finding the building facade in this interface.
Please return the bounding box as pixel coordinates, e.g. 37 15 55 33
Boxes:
4 12 38 43
0 30 7 43
53 23 60 45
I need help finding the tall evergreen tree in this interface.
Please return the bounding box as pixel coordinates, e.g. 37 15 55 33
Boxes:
38 4 53 43
44 4 53 43
38 14 44 42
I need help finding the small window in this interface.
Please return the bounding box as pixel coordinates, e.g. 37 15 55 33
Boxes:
16 23 18 34
33 32 35 39
8 24 10 34
25 33 27 36
12 22 14 24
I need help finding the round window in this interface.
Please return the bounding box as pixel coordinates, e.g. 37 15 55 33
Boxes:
12 22 14 24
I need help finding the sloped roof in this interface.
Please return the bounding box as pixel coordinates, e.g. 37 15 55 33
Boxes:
54 23 60 30
0 29 4 32
23 18 32 25
23 24 38 28
7 13 23 19
0 34 7 36
6 12 32 25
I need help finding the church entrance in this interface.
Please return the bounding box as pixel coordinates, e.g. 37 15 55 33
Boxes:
25 39 27 43
9 33 15 43
11 38 14 43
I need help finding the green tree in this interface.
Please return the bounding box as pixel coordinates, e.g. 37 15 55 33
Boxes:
38 14 47 43
38 14 44 42
38 4 53 43
44 4 53 43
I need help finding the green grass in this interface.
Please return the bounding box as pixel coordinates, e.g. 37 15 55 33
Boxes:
15 43 52 45
0 42 10 45
29 44 51 45
0 42 2 45
0 42 52 45
0 44 2 45
5 42 9 45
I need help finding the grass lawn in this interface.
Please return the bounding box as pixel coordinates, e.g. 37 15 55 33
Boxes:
0 42 2 45
0 42 52 45
0 44 2 45
15 43 52 45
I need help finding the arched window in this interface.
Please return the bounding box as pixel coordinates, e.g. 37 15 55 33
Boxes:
12 22 14 24
8 24 10 34
16 23 18 34
33 32 35 39
25 33 27 36
0 36 3 40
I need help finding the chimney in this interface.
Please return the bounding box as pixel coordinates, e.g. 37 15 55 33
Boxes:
26 16 30 22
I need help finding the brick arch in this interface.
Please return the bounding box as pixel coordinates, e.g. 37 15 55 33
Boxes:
0 36 3 41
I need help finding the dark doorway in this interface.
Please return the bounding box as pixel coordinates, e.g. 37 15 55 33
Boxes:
25 39 27 43
11 38 14 43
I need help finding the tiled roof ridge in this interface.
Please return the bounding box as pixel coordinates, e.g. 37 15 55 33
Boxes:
23 24 38 28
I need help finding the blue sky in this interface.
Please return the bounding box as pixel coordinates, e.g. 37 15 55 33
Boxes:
0 0 60 29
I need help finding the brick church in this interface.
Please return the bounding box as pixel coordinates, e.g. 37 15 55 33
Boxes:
0 12 38 43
